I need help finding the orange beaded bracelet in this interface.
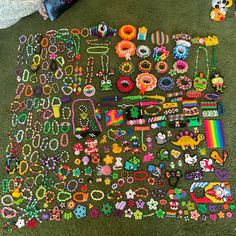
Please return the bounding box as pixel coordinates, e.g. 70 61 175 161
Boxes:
119 25 137 40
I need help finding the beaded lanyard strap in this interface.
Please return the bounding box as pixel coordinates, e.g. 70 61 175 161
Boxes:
194 46 209 79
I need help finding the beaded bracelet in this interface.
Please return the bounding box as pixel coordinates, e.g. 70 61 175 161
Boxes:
158 76 174 91
1 195 14 206
119 61 135 76
173 60 188 74
90 190 105 201
15 130 24 143
72 192 88 203
153 46 169 62
40 137 49 151
173 44 189 60
43 121 51 134
39 74 47 85
60 151 70 163
35 185 46 201
57 191 72 202
30 150 39 163
60 134 69 148
155 61 168 74
62 107 71 120
22 144 32 159
25 84 33 97
22 69 29 82
138 59 152 73
19 160 29 175
1 207 17 219
136 45 151 58
52 120 60 135
144 105 162 116
176 75 192 90
46 191 56 204
43 110 54 120
17 113 28 125
21 187 33 200
34 173 44 186
49 138 59 151
87 46 109 54
135 187 149 198
32 133 41 149
66 179 78 193
34 120 43 133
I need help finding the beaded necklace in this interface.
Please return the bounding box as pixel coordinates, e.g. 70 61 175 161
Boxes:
193 46 209 92
85 57 94 84
194 46 209 79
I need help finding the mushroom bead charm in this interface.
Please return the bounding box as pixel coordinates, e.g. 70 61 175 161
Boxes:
73 143 84 155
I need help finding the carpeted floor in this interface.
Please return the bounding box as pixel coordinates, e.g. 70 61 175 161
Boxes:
0 0 236 235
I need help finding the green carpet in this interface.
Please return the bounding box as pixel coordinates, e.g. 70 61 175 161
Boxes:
0 0 236 235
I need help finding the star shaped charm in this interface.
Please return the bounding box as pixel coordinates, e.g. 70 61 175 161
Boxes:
126 189 136 199
16 218 25 229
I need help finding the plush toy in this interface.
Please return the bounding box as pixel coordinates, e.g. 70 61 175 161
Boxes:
210 0 233 21
210 8 227 21
212 0 232 9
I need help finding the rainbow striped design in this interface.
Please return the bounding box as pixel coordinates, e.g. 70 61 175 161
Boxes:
182 99 197 107
165 211 177 218
150 31 170 45
203 120 225 148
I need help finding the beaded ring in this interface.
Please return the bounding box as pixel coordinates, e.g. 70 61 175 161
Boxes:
119 61 134 76
173 45 189 60
158 76 174 91
173 60 188 74
115 40 136 59
116 76 134 93
136 73 157 94
138 59 152 73
136 45 151 58
176 75 192 90
119 25 137 41
153 46 169 62
155 61 169 74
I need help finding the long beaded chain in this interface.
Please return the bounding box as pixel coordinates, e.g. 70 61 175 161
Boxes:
85 57 94 84
194 46 209 79
73 34 83 94
211 46 217 74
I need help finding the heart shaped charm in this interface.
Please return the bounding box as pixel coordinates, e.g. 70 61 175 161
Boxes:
209 204 216 212
215 169 229 181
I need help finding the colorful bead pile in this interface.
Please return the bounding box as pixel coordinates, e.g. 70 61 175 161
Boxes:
0 23 233 232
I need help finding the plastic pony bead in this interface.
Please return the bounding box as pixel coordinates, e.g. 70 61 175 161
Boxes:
89 22 117 38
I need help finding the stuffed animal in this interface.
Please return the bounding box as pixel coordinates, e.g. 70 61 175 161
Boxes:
210 0 233 21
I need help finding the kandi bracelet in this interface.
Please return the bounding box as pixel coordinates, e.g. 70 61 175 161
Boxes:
158 76 174 91
176 75 192 90
173 60 188 74
119 61 134 76
117 76 134 93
